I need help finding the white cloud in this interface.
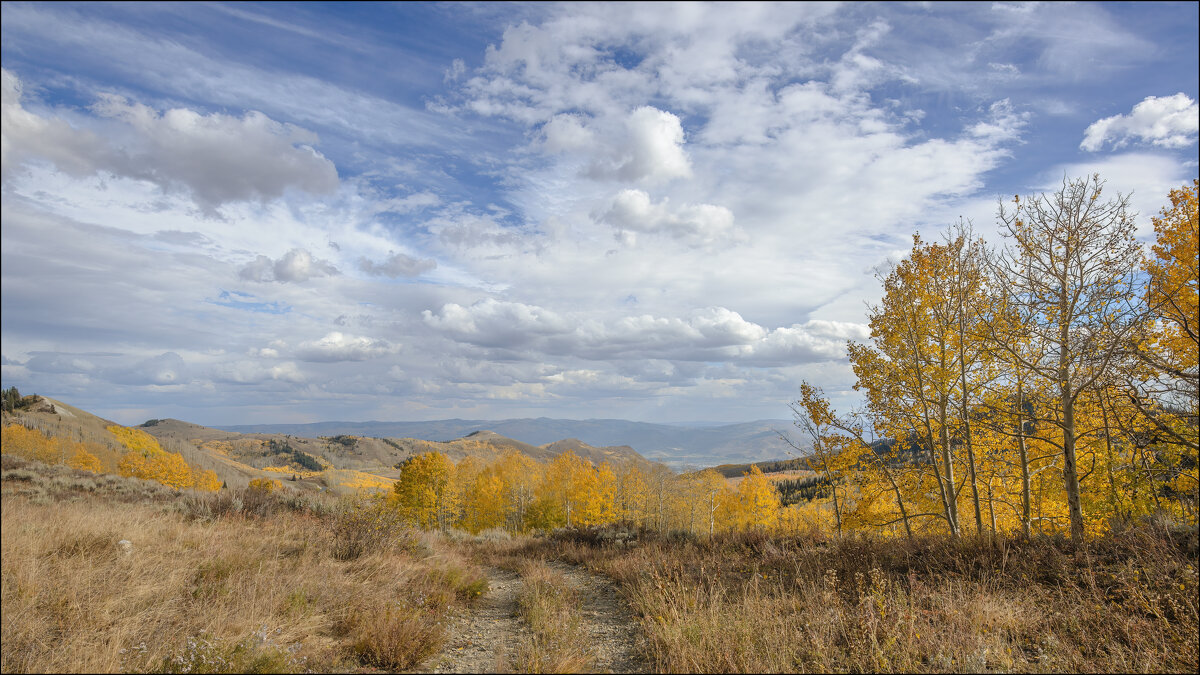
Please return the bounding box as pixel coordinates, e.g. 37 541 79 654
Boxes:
212 360 305 385
606 106 692 183
540 113 596 154
117 352 190 385
1 68 338 211
598 189 739 247
1081 94 1199 152
239 248 339 283
422 300 861 366
422 299 571 348
358 252 436 278
293 332 399 362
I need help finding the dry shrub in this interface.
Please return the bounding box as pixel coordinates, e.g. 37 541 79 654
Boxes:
327 494 411 561
344 601 445 670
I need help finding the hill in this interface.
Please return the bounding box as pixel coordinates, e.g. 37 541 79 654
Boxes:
217 417 801 469
3 394 658 494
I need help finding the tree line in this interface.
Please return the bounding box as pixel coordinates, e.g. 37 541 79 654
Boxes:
791 176 1197 543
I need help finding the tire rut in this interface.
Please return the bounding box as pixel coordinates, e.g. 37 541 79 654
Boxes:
412 562 647 674
414 566 527 673
546 560 648 674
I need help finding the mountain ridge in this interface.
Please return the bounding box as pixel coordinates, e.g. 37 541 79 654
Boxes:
216 417 802 469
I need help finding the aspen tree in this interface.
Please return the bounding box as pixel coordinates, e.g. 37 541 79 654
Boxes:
993 175 1142 543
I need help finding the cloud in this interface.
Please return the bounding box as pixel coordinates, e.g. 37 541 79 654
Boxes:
110 352 190 385
239 248 339 283
540 113 596 153
423 301 861 365
358 252 436 278
24 352 99 374
292 332 400 362
422 299 571 348
211 360 305 385
605 106 692 183
1 68 338 210
598 189 739 247
1081 94 1199 152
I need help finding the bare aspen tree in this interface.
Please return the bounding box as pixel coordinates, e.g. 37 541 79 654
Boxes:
992 174 1143 544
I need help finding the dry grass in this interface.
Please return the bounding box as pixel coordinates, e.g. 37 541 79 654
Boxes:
511 559 592 674
0 462 487 674
537 526 1199 673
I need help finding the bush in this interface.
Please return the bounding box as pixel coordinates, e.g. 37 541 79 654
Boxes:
327 496 409 561
346 602 444 670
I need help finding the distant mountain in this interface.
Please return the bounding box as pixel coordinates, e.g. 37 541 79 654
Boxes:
217 417 805 469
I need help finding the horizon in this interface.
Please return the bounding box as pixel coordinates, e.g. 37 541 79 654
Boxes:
2 2 1197 427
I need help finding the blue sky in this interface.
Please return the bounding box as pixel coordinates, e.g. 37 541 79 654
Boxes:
2 1 1197 427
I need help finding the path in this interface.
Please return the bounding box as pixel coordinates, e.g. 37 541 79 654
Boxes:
413 562 646 674
546 560 648 674
423 567 528 673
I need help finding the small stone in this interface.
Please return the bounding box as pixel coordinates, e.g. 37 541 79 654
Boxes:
118 539 133 555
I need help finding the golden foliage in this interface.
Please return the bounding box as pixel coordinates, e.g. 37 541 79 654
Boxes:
2 424 106 474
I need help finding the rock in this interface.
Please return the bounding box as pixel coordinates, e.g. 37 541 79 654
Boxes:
118 540 133 555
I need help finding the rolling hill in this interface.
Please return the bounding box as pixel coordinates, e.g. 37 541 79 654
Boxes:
218 417 803 469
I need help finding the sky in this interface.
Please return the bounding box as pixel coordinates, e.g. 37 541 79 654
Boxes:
1 1 1197 428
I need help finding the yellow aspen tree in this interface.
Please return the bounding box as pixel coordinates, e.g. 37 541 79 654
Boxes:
615 461 652 527
495 451 540 531
391 451 454 530
847 237 969 537
581 462 618 526
736 466 780 530
793 381 920 538
1130 179 1199 520
994 175 1143 543
462 468 509 533
66 443 103 473
193 468 222 492
789 383 861 536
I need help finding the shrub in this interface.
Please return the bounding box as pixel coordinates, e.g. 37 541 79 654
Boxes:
346 602 444 670
328 496 409 561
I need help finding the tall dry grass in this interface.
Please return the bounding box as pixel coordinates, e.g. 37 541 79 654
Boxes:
0 459 487 674
538 526 1199 673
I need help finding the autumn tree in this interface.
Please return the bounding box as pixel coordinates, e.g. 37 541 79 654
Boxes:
991 174 1143 543
733 466 780 530
1133 180 1199 449
843 229 995 537
392 451 456 530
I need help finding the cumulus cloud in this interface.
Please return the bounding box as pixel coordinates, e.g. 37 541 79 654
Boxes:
740 320 870 365
358 252 436 278
293 332 399 362
211 360 305 385
24 352 98 374
114 351 190 385
540 113 596 154
422 299 571 348
1081 94 1199 152
1 68 338 209
239 248 339 283
599 189 739 247
423 300 862 365
588 107 692 184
